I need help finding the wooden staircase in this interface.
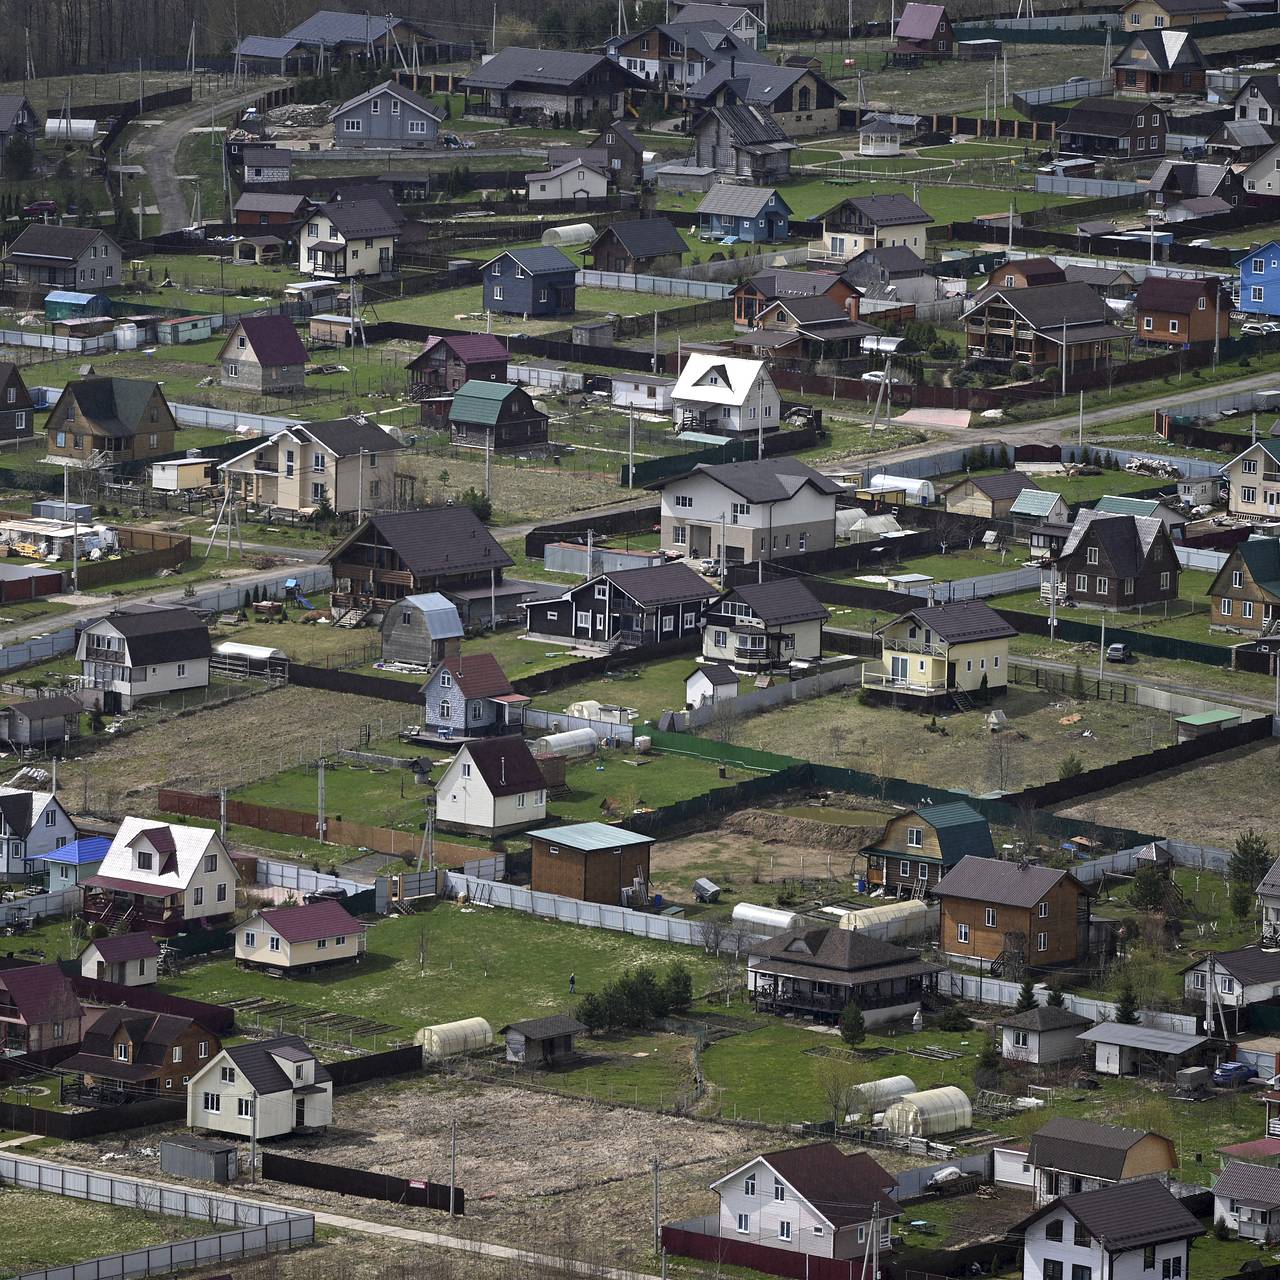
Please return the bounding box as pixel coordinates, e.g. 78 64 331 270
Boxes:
332 605 371 629
951 687 976 713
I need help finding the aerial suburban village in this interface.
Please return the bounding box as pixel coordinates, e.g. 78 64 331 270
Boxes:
13 2 1280 1279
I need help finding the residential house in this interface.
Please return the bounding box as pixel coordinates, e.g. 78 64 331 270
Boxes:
702 578 828 672
962 282 1127 372
584 219 687 273
546 120 645 188
523 561 716 649
1223 440 1280 519
63 1006 220 1096
1146 159 1241 215
997 1005 1092 1067
1121 0 1226 27
1135 275 1230 345
691 102 796 181
76 605 210 715
1181 946 1280 1036
1059 97 1167 158
1210 537 1280 633
1260 856 1280 938
235 900 367 973
892 3 956 60
1016 1179 1202 1280
217 315 309 394
672 0 766 46
1208 118 1279 166
324 507 517 622
232 192 312 230
420 652 526 739
529 821 654 905
187 1035 332 1138
0 95 37 172
606 20 766 89
1063 262 1138 299
987 257 1067 290
1214 1161 1280 1243
3 225 122 289
1234 75 1280 124
1241 140 1280 201
934 856 1089 971
686 662 738 707
79 933 160 986
434 735 547 836
1028 1116 1178 1205
844 244 943 305
0 963 85 1058
655 455 840 564
30 835 108 891
731 267 857 329
220 418 400 516
500 1014 586 1067
235 12 437 74
238 146 293 184
810 194 931 265
0 362 35 445
683 62 846 138
1078 1021 1213 1077
380 592 463 666
481 246 577 318
670 351 781 438
82 817 239 935
1092 494 1186 536
329 80 442 148
1010 488 1070 527
407 334 508 395
44 377 178 465
0 786 77 881
866 601 1017 705
1051 509 1179 609
460 48 638 121
704 1144 899 1262
695 184 791 243
299 199 400 279
1112 30 1207 94
942 471 1042 520
524 158 610 203
861 800 996 898
747 926 941 1026
1235 241 1280 319
448 381 549 451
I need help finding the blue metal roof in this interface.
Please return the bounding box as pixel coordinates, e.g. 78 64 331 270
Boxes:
526 821 652 850
45 290 96 305
30 835 110 865
402 592 464 639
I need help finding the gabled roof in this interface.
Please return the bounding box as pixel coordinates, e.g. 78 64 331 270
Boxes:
674 456 843 503
480 245 577 276
92 606 210 664
286 11 429 44
1059 510 1168 578
724 578 828 625
53 377 168 439
996 1004 1092 1033
326 508 512 579
1136 274 1228 312
233 192 312 215
90 818 223 897
1146 159 1229 199
318 198 402 240
400 593 464 638
1233 75 1280 110
409 333 509 368
221 1034 330 1095
0 963 82 1027
254 899 365 944
432 652 513 699
824 193 930 228
329 79 442 122
592 218 688 261
1010 488 1065 518
690 662 739 686
685 60 844 110
602 560 717 606
1093 495 1165 519
5 224 116 263
1214 1160 1280 1209
877 601 1017 645
1112 29 1204 72
454 735 545 797
694 102 795 152
848 244 927 276
670 351 776 408
1181 945 1280 986
227 314 308 367
30 835 109 866
449 380 532 427
1063 96 1159 138
241 146 293 170
462 47 634 92
64 1005 197 1078
935 855 1082 908
742 268 848 300
719 1144 898 1228
1028 1116 1173 1180
963 282 1109 330
1015 1178 1202 1252
1223 537 1280 601
0 788 36 838
235 35 305 58
525 157 610 183
85 932 161 963
946 470 1040 502
500 1013 587 1039
895 2 948 40
298 418 399 457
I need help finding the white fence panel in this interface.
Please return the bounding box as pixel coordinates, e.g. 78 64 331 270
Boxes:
1034 175 1144 197
575 268 733 300
511 364 585 392
965 14 1118 29
0 885 82 927
0 627 77 673
254 855 365 897
1176 545 1228 572
677 665 863 730
934 566 1043 601
170 402 302 433
524 706 635 743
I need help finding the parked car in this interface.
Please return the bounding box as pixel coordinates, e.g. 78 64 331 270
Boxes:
303 887 348 905
860 370 903 385
1213 1061 1258 1088
1242 321 1280 336
696 557 722 575
440 132 475 150
1105 643 1131 663
22 199 57 217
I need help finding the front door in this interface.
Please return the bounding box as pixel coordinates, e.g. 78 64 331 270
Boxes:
890 655 909 684
295 1097 306 1128
947 661 956 688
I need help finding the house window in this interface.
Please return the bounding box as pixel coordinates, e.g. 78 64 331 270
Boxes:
116 1043 129 1060
216 882 227 903
918 863 929 881
317 938 328 949
1087 546 1099 565
1160 572 1171 591
1046 1220 1064 1242
204 854 217 872
493 286 503 301
1124 578 1134 596
1192 970 1206 990
1244 601 1255 619
193 886 204 906
674 494 693 508
595 584 609 600
1169 319 1179 334
173 1046 183 1063
1045 1266 1064 1280
1222 975 1236 993
1221 598 1233 616
221 1066 236 1083
1144 1246 1157 1270
461 762 471 778
958 922 970 943
985 907 996 928
1244 459 1259 474
1198 297 1207 311
1243 487 1258 503
1233 570 1244 588
1096 577 1109 594
1038 901 1048 918
773 1179 785 1202
1255 258 1266 274
576 611 591 628
1073 1267 1093 1280
199 1041 208 1058
778 1222 792 1242
1143 316 1154 331
900 860 911 878
1161 1259 1181 1279
1038 932 1048 952
238 1097 255 1117
1076 574 1088 592
344 118 362 132
736 1213 750 1234
269 936 280 952
907 826 923 848
440 700 452 719
203 1092 221 1113
137 849 152 870
1013 1029 1029 1048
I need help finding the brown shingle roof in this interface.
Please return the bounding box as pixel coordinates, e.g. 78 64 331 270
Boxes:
436 652 514 699
935 855 1083 908
232 315 309 367
757 1144 899 1227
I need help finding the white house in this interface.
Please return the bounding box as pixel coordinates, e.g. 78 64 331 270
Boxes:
612 374 674 412
234 900 367 973
83 818 239 933
75 605 210 713
1017 1179 1202 1280
187 1035 332 1140
79 932 160 986
996 1004 1092 1066
0 787 77 881
709 1143 899 1261
702 578 829 672
435 736 547 836
1181 946 1280 1036
525 158 610 202
1214 1160 1280 1243
299 198 400 279
1220 439 1280 520
671 351 781 437
655 456 842 565
1241 141 1280 200
685 662 738 708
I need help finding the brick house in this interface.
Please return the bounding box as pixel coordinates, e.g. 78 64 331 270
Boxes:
62 1006 221 1096
44 377 178 464
935 856 1090 972
1209 537 1280 634
1059 97 1167 159
1135 275 1231 346
529 821 654 905
862 801 995 897
406 334 508 396
1051 509 1180 609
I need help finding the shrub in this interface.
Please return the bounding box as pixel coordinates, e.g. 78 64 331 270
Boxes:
937 1005 971 1031
1059 753 1084 780
1115 981 1139 1025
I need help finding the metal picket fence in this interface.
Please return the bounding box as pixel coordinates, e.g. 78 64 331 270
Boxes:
933 566 1043 601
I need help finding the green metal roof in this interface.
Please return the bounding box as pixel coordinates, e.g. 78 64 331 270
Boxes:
449 379 521 426
1010 489 1064 517
1237 537 1280 599
1094 495 1161 517
1175 710 1240 726
526 821 652 850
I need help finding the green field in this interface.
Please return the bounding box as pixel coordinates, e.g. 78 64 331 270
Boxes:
550 749 744 824
536 652 701 723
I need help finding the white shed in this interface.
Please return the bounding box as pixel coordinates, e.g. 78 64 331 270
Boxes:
883 1086 971 1138
685 663 738 709
997 1004 1092 1066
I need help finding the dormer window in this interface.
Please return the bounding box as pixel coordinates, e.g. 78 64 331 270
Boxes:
136 848 152 870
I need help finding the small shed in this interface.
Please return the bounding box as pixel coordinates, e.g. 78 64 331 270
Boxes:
310 313 359 345
1077 1021 1212 1078
160 1135 238 1184
656 164 717 193
151 457 215 492
44 290 111 322
1176 709 1241 743
528 821 654 906
156 314 216 345
500 1014 587 1068
686 663 738 709
0 694 83 751
996 1004 1092 1066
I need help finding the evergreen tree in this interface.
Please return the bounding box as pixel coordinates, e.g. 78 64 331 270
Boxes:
1131 864 1167 912
1014 977 1037 1013
1231 829 1272 889
1115 981 1139 1025
1046 983 1066 1008
839 1002 866 1048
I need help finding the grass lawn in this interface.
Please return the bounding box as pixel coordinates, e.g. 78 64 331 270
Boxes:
550 749 744 824
0 597 74 625
459 626 586 679
795 415 930 464
0 915 85 966
163 902 720 1035
530 1030 697 1108
880 546 1029 583
917 142 1026 159
211 597 380 667
536 652 701 724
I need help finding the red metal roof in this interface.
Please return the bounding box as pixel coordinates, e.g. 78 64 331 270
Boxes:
84 874 175 897
258 898 365 944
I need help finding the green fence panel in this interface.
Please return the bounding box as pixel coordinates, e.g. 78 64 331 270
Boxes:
648 730 803 773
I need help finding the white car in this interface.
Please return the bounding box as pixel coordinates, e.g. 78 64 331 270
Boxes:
1242 321 1280 336
861 370 903 385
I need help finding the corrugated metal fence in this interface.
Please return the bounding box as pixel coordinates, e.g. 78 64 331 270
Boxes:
0 885 81 928
1033 175 1146 197
1019 77 1109 104
0 626 76 673
576 269 733 300
254 857 367 897
524 707 636 743
932 566 1043 601
171 402 303 433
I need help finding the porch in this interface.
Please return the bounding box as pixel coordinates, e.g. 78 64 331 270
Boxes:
81 877 183 936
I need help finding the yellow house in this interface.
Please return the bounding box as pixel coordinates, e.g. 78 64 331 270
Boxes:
1223 440 1280 520
235 899 367 973
1121 0 1226 28
299 198 400 279
866 600 1016 709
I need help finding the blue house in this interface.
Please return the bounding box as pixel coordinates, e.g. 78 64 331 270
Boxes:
1235 241 1280 319
481 246 577 318
695 184 792 243
29 835 109 890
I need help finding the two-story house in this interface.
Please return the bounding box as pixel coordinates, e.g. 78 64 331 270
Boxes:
1121 0 1226 28
434 735 547 836
379 592 463 667
584 219 688 274
934 856 1090 973
3 225 122 289
892 3 956 59
232 192 313 231
62 1006 221 1096
1050 509 1179 610
523 561 716 650
481 246 577 319
732 267 858 329
0 94 38 172
188 1035 332 1139
962 282 1126 372
220 418 400 517
701 578 828 672
546 120 646 188
845 244 942 305
695 184 791 243
45 377 178 465
1112 30 1207 94
607 19 765 88
329 79 442 147
0 362 35 445
420 652 525 739
865 601 1016 707
673 0 766 46
0 963 85 1059
299 199 401 279
811 194 931 265
1223 440 1280 520
235 900 367 973
1027 1117 1178 1206
1235 241 1280 319
76 605 211 714
407 334 509 396
460 47 638 121
1209 537 1280 634
83 817 239 935
1059 97 1167 158
1135 275 1230 345
448 381 549 451
861 801 995 898
670 351 782 439
0 786 77 881
1016 1180 1201 1280
691 101 795 182
1180 946 1280 1037
655 456 841 565
684 61 845 138
1240 141 1280 202
217 314 309 394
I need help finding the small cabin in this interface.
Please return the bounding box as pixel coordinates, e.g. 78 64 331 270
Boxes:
500 1014 586 1068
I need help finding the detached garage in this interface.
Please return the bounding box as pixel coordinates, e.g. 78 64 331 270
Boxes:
1077 1021 1212 1079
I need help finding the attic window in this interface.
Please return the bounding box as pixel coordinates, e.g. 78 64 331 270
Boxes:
136 849 152 870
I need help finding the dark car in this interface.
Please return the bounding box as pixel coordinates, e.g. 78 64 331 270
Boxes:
1213 1061 1258 1088
303 887 348 905
22 199 57 217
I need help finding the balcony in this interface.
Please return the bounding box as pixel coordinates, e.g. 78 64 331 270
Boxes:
883 636 946 657
806 240 847 265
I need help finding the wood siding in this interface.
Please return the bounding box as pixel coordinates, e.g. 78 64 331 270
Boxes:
940 877 1085 966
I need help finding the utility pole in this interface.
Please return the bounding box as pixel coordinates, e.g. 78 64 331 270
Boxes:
755 372 763 461
317 758 326 842
492 1 497 53
719 510 727 587
628 406 635 490
484 428 492 499
1078 389 1084 448
652 1157 661 1254
1099 614 1106 683
1061 318 1067 397
1213 280 1221 371
357 449 366 522
249 1087 259 1181
449 1119 458 1216
219 786 227 840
